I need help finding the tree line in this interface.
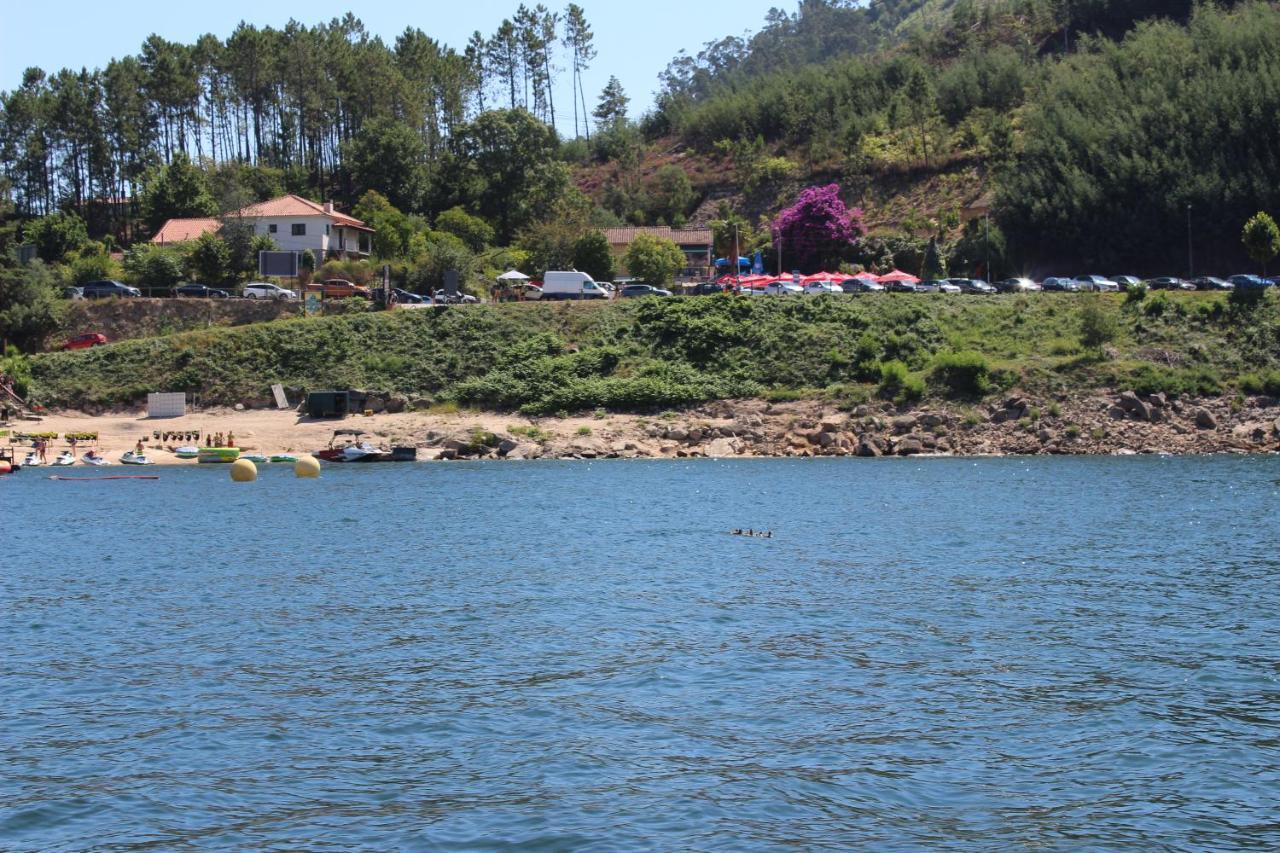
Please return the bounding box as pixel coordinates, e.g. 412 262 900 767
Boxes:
0 6 605 239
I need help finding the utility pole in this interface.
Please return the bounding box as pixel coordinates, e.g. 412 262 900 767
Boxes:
1187 204 1194 278
776 229 782 277
734 224 740 288
985 214 991 282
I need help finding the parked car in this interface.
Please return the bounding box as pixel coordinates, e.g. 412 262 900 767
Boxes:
81 280 141 299
949 278 996 294
621 283 672 298
1073 275 1120 292
508 282 542 300
845 279 884 293
1145 276 1195 291
1228 274 1272 291
305 279 371 298
174 282 230 298
1041 277 1080 292
391 288 427 304
915 280 942 293
243 282 297 300
886 280 920 293
803 280 844 295
693 281 730 295
60 332 108 351
764 281 805 296
1112 275 1142 289
996 277 1042 293
937 280 962 293
61 286 84 300
1191 277 1233 290
541 270 609 300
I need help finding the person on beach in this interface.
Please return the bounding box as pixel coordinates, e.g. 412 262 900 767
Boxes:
135 439 144 455
227 431 235 448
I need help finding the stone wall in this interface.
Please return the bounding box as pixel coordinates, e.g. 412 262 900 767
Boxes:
61 298 302 344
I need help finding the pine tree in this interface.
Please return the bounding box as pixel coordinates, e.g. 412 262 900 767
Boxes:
563 4 595 139
593 77 629 129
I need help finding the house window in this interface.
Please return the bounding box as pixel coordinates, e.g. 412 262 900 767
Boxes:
325 224 331 236
267 223 277 234
291 223 306 236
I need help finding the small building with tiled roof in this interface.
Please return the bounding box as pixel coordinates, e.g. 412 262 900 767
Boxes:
151 217 221 245
151 194 372 259
604 226 713 280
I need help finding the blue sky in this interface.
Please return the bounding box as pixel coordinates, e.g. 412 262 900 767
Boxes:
0 0 787 120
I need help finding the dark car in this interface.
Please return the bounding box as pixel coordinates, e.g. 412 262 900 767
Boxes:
1228 274 1272 291
949 278 996 295
996 277 1042 293
391 288 427 304
621 284 673 298
60 332 108 350
174 282 230 298
1190 277 1233 291
886 280 920 293
693 281 730 295
62 286 84 300
81 280 141 299
1041 277 1080 292
1146 276 1195 291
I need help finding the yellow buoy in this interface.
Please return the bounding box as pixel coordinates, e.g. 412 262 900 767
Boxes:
230 458 257 482
294 454 321 479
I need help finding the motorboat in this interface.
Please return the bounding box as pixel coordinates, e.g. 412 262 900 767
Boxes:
81 451 109 466
121 451 155 465
52 451 76 466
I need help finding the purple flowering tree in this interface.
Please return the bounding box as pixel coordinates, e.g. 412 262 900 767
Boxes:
773 184 866 273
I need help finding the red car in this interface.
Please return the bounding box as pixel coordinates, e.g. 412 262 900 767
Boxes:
304 279 371 298
60 333 108 351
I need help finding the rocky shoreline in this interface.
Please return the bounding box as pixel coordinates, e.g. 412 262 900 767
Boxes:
418 392 1280 461
18 391 1280 467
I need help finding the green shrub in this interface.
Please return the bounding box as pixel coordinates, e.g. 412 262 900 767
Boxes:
1239 370 1280 397
878 359 924 403
930 350 992 398
576 425 593 436
1124 282 1149 304
1126 364 1222 398
1078 296 1118 351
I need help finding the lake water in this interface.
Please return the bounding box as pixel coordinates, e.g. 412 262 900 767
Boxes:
3 457 1279 850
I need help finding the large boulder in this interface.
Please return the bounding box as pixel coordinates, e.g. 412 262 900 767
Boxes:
1194 408 1218 430
891 415 917 433
896 437 924 456
705 438 737 458
855 436 882 457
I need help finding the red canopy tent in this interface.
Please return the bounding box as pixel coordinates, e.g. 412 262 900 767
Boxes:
850 272 879 281
876 269 921 284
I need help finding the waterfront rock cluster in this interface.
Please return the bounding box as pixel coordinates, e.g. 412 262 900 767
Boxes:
405 391 1280 462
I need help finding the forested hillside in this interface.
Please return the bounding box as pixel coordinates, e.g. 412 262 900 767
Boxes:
1 0 1278 281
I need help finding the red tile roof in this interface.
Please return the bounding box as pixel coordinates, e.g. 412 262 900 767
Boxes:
233 194 372 231
150 217 220 244
604 226 713 247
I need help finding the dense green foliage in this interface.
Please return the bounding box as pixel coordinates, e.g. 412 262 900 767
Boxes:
26 291 1280 411
999 4 1280 269
623 234 685 285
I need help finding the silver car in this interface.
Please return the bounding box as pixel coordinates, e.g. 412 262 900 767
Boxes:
1074 275 1120 292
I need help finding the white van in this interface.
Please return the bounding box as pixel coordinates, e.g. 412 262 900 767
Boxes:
541 271 610 300
243 282 298 300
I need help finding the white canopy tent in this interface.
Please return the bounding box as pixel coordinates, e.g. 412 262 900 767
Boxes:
497 270 530 281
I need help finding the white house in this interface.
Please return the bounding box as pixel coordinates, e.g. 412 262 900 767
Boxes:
152 194 373 259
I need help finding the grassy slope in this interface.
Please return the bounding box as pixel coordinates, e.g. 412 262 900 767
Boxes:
29 292 1280 411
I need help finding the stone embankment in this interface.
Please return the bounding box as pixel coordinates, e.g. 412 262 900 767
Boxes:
408 392 1280 461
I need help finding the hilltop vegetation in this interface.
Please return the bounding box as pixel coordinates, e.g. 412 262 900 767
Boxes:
27 291 1280 412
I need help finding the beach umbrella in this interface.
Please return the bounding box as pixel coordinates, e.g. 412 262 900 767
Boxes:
876 269 921 284
850 272 878 281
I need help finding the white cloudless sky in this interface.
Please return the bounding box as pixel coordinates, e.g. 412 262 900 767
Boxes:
1 0 788 121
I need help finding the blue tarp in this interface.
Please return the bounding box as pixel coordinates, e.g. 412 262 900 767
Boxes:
714 256 751 268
